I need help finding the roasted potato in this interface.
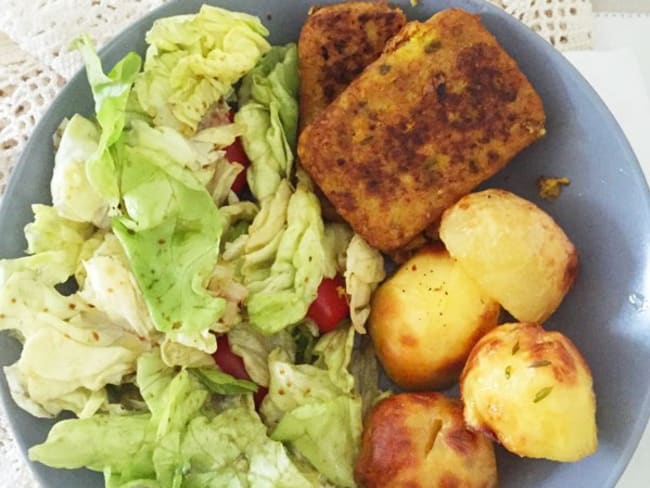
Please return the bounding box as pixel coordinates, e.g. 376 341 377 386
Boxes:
439 189 578 324
369 245 500 390
355 392 497 488
460 322 598 462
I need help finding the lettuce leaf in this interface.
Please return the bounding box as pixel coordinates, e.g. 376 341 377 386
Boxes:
261 327 362 487
192 367 258 395
113 121 227 335
236 44 299 200
78 233 157 339
50 115 111 227
322 223 353 279
177 408 314 488
344 234 386 333
349 336 389 418
25 204 94 256
241 179 292 284
28 414 155 473
135 5 270 134
0 272 149 418
159 335 215 368
271 396 362 488
245 180 327 334
0 204 94 287
136 351 176 417
72 35 142 214
30 350 314 488
227 322 296 387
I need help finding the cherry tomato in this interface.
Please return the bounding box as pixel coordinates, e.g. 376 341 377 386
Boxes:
212 334 249 379
307 275 350 334
224 110 250 194
253 386 269 408
212 334 267 408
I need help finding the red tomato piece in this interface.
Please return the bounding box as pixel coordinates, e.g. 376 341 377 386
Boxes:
212 334 250 380
253 386 269 408
212 334 267 408
307 275 350 333
224 139 250 194
225 110 250 194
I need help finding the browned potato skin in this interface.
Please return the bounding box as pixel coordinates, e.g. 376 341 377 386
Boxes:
460 322 598 462
355 392 497 488
369 244 500 390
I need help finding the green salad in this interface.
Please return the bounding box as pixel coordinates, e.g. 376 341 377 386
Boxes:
0 6 388 487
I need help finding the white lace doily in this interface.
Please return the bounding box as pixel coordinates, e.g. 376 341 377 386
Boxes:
0 1 593 486
493 0 593 49
0 0 170 200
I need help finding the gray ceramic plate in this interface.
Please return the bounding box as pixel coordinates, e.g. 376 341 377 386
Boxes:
1 0 649 487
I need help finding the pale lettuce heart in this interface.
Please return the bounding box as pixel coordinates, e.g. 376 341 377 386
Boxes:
344 234 386 333
0 273 149 418
79 233 157 339
50 115 111 227
236 44 298 200
244 180 327 334
135 4 270 134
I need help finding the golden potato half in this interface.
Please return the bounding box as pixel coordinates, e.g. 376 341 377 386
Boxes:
369 245 500 390
355 392 497 488
460 322 598 462
439 188 578 324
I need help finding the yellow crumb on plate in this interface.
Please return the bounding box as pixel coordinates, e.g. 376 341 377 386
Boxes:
538 176 570 200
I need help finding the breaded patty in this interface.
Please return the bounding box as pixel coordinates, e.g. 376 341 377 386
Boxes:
298 8 546 252
298 1 407 130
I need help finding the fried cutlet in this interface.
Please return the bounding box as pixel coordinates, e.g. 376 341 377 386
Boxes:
298 8 546 252
298 1 407 131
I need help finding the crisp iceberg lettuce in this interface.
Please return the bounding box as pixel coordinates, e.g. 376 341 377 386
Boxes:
344 234 386 333
237 44 299 200
0 204 94 287
261 326 362 487
227 322 296 387
72 35 142 214
135 5 270 134
50 115 111 227
30 350 315 488
113 121 227 336
0 272 149 418
78 233 157 339
244 180 327 334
